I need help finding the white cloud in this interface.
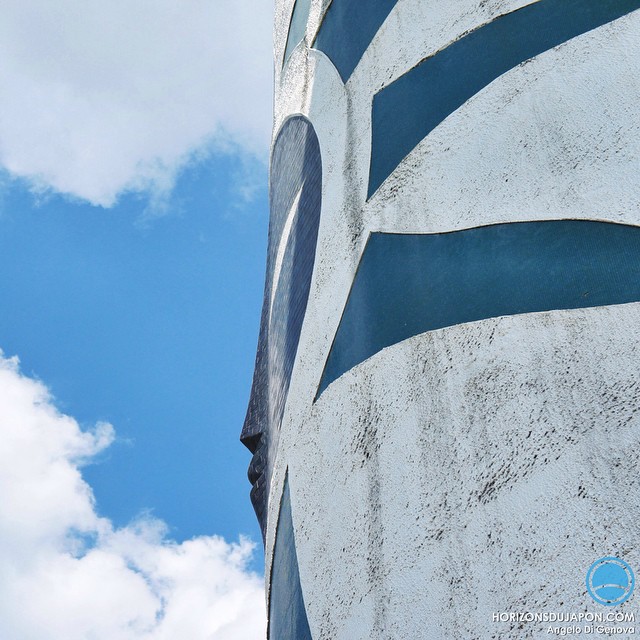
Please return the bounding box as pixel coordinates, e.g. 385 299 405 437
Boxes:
0 352 267 640
0 0 273 207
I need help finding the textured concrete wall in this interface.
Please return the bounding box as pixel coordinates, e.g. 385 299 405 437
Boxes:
250 1 640 637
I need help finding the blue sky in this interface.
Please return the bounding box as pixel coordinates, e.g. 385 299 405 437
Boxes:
0 1 272 637
0 153 267 551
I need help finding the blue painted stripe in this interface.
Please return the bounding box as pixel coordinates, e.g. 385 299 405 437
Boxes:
313 0 398 82
269 476 313 640
369 0 640 197
284 0 312 68
317 221 640 397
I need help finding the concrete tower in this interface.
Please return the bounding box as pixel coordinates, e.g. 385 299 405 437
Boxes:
242 1 640 637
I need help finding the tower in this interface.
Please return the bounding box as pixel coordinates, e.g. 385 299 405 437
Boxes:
242 2 640 637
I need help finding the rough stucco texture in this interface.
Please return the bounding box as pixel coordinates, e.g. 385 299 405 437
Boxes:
251 1 640 637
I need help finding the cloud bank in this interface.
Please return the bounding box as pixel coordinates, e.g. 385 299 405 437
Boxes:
0 0 273 206
0 352 266 639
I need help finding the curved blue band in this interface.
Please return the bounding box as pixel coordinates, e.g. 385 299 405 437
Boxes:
318 221 640 397
313 0 398 82
369 0 640 197
283 0 312 68
269 476 313 640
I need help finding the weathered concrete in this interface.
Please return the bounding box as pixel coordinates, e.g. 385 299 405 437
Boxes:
256 1 640 637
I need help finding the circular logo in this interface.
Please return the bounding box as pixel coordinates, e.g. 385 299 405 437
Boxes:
586 557 635 606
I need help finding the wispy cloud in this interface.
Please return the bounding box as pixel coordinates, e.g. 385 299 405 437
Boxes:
0 352 266 639
0 0 273 207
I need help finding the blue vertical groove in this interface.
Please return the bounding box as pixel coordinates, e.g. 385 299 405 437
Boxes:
317 221 640 397
241 117 322 538
313 0 398 82
369 0 640 197
269 477 313 640
283 0 312 68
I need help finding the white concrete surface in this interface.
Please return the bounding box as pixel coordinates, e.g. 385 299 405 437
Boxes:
265 1 640 637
